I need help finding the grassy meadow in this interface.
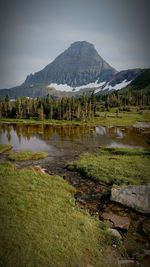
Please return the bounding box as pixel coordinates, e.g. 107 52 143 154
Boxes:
0 162 120 267
67 147 150 185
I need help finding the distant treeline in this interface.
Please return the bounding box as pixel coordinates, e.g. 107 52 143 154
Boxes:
0 94 96 121
98 89 150 110
0 89 150 121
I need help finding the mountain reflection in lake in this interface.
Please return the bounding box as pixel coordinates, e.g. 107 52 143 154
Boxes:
0 124 149 154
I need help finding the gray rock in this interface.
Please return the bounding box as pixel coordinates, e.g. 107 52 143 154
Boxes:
107 228 122 240
111 185 150 214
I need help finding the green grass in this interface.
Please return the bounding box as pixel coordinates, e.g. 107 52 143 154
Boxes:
0 109 150 126
0 144 12 153
67 148 150 185
8 150 48 161
0 118 82 126
0 162 118 267
101 147 150 156
95 110 150 126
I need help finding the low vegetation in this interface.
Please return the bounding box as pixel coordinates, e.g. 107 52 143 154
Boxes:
0 109 150 127
8 150 48 161
0 144 12 153
101 147 150 156
67 147 150 185
0 162 119 267
95 109 150 126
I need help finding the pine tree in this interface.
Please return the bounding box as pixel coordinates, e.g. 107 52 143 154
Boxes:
4 94 11 117
38 104 44 120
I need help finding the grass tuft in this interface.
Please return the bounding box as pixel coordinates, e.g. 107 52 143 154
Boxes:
67 148 150 185
101 147 150 156
8 150 48 161
0 144 12 154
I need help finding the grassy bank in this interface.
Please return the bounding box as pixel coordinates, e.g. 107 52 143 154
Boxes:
0 109 150 126
0 162 119 267
8 150 48 161
0 144 12 153
67 148 150 185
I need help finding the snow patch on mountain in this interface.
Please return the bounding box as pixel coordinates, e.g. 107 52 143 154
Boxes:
95 79 132 94
105 79 132 91
75 81 105 90
94 82 106 93
47 83 72 92
47 81 106 92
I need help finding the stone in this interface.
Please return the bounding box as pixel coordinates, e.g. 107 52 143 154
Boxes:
118 259 135 266
34 165 47 174
107 228 122 240
133 122 150 128
142 219 150 240
101 212 130 230
111 185 150 214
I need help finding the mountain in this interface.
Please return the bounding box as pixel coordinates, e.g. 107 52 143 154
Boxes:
24 41 117 87
94 68 144 94
120 69 150 94
0 41 149 99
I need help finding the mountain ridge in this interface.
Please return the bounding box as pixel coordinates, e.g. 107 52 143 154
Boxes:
0 41 149 98
24 41 117 87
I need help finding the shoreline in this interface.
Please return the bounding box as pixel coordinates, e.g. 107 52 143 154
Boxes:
0 111 150 127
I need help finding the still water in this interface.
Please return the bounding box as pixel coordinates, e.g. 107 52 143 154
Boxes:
0 124 149 156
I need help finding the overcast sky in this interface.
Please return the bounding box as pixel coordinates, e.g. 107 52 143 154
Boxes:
0 0 149 88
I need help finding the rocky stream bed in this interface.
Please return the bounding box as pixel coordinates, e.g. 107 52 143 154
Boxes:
43 157 150 267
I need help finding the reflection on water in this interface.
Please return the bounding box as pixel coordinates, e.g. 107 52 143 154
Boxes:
0 123 149 154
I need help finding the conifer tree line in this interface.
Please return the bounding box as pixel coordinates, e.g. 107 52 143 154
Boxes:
97 90 150 110
0 94 96 121
0 89 149 121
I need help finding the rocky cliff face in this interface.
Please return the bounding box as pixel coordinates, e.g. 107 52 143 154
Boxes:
24 41 117 86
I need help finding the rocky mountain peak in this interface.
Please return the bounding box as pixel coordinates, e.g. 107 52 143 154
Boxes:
24 41 117 86
70 40 94 48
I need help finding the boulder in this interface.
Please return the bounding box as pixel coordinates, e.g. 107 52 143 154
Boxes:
101 212 130 230
107 228 122 240
111 185 150 214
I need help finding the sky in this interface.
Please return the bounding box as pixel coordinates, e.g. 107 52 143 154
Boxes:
0 0 150 88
